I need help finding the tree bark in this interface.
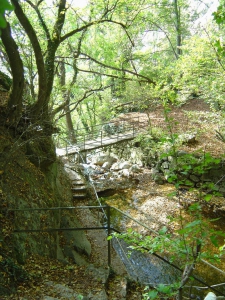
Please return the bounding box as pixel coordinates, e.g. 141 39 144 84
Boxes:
11 0 48 120
1 21 24 124
59 61 77 143
173 0 182 57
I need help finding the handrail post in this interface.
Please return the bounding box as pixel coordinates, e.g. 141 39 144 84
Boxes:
83 134 85 150
107 205 111 268
101 130 103 146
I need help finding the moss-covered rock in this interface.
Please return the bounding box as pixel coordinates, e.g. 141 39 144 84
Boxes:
0 71 12 91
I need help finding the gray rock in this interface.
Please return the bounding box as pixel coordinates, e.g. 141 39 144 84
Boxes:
45 281 84 299
86 264 109 284
129 164 141 173
102 162 111 170
168 156 174 162
110 162 120 171
204 292 225 300
119 169 130 177
88 290 108 300
154 174 165 184
119 161 131 169
177 150 188 157
204 292 217 300
219 187 225 193
64 167 82 181
60 215 91 262
161 161 169 169
189 174 200 182
164 169 171 180
92 154 117 166
151 168 159 175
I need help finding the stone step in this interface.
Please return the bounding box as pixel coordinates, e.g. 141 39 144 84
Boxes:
71 186 86 191
71 177 88 200
71 180 85 186
73 194 87 199
71 189 87 195
72 190 87 195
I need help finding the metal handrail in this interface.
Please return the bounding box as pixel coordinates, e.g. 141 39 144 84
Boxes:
56 116 148 153
5 204 225 296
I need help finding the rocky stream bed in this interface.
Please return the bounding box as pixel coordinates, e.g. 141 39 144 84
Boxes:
57 148 225 300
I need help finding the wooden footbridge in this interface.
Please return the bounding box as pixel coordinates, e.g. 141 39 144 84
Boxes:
56 116 148 156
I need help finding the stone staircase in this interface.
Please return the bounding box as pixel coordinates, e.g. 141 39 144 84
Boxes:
62 160 89 200
71 178 88 200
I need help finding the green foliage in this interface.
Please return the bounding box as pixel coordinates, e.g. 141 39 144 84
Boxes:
113 200 224 263
164 35 225 110
111 198 225 298
213 3 225 25
110 102 225 299
133 127 169 166
0 70 12 90
166 151 222 195
143 283 179 300
0 0 13 29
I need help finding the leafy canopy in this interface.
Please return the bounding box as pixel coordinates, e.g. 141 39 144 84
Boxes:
0 0 13 29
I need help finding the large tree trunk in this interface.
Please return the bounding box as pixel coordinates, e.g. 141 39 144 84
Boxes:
11 0 48 121
1 22 24 124
65 98 77 144
59 61 77 143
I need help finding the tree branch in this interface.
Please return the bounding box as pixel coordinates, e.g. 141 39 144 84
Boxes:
77 67 150 83
78 52 155 84
53 85 112 120
25 0 51 41
147 21 178 59
61 19 128 43
37 0 44 7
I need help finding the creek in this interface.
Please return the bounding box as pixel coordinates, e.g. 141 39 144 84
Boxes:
74 151 225 298
97 184 225 299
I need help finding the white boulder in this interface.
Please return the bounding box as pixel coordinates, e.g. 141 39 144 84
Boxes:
204 293 217 300
110 162 121 171
102 162 111 170
129 164 141 173
92 154 117 166
119 161 131 169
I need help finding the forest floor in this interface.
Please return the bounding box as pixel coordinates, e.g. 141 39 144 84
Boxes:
116 98 225 157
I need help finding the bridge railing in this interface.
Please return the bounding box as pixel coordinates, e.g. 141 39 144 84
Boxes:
55 116 148 153
75 116 142 139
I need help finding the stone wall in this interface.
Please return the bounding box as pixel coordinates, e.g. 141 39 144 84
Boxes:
152 151 225 195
